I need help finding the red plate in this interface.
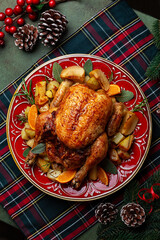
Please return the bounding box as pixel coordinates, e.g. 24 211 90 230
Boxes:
6 54 152 201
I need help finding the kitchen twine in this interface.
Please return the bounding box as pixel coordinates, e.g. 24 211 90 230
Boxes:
138 183 160 214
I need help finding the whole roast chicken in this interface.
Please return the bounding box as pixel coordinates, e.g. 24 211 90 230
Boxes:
26 66 126 188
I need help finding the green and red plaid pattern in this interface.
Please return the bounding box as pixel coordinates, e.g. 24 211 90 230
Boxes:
0 0 160 239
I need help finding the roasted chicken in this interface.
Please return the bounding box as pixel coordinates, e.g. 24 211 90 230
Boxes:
25 66 137 189
26 81 114 188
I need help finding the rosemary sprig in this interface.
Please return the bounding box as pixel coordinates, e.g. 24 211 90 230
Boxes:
16 114 28 125
15 78 35 105
132 97 148 113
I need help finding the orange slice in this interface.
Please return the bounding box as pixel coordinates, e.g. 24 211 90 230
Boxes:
28 104 38 130
107 84 121 96
55 170 76 184
97 167 109 185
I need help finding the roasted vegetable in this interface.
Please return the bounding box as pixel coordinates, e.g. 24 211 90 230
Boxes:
120 111 138 135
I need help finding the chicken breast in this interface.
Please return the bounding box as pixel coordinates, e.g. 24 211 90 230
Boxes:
55 84 112 149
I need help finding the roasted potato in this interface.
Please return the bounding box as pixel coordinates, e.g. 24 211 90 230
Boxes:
117 149 130 160
109 148 121 164
26 138 35 148
25 128 35 139
118 134 134 151
35 81 49 106
36 157 50 173
120 111 138 136
47 169 62 181
85 76 100 90
24 106 30 117
46 81 60 98
89 69 110 91
112 132 125 145
60 66 85 83
39 103 49 113
21 127 29 140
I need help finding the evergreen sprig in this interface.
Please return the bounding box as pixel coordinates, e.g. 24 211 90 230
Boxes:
145 51 160 80
145 20 160 80
97 170 160 240
153 20 160 49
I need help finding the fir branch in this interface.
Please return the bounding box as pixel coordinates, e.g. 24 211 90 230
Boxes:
145 51 160 80
123 179 140 204
152 20 160 49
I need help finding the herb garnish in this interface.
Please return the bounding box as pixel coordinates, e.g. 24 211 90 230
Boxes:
132 97 148 113
116 90 134 102
31 143 46 154
84 59 93 75
15 78 35 105
52 62 63 83
16 114 28 125
108 71 114 82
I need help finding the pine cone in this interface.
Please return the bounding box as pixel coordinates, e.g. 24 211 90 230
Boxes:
95 202 118 225
120 203 146 227
38 9 68 46
13 24 38 52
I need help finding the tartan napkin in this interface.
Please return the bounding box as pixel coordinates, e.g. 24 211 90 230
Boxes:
0 0 160 239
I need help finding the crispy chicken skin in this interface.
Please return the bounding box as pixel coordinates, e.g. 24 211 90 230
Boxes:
72 132 108 188
55 84 112 149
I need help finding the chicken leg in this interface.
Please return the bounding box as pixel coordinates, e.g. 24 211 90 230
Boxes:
71 132 108 188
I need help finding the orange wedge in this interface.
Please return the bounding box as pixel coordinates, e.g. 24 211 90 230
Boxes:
107 84 121 96
97 167 109 185
28 104 38 130
55 170 76 184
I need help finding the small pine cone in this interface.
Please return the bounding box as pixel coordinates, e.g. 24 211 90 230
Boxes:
95 202 118 225
38 9 68 46
13 24 38 52
120 203 146 227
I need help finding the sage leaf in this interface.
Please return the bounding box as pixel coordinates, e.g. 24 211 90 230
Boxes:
116 90 134 102
23 147 31 157
52 62 63 82
109 71 114 82
31 143 46 154
84 59 93 75
101 158 118 174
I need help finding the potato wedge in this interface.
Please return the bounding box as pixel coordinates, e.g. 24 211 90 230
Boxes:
88 166 98 180
120 111 138 136
26 138 35 148
117 149 130 160
112 132 125 145
35 81 48 106
24 106 30 117
46 81 59 98
47 169 62 181
118 134 134 151
60 66 85 83
36 157 50 173
89 69 110 91
21 127 29 140
85 76 100 90
39 103 49 113
109 148 121 163
25 128 35 139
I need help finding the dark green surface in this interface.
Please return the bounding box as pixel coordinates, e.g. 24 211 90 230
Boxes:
0 0 156 239
0 0 112 91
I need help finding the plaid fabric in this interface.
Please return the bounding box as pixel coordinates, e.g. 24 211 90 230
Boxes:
0 0 160 239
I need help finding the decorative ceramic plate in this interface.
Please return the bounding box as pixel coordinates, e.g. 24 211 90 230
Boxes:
6 54 152 201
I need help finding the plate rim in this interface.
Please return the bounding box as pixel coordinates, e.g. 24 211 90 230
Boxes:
6 53 152 201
